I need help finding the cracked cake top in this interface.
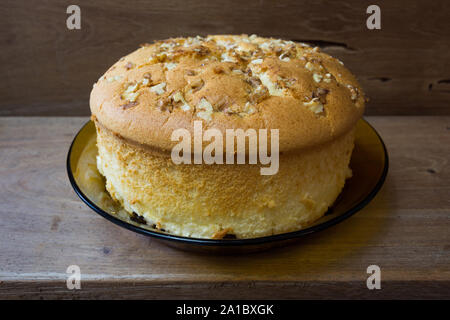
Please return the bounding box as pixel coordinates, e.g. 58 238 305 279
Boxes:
90 34 364 153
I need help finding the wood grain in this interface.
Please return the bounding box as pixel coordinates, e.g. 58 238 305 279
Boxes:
1 1 450 116
0 116 449 299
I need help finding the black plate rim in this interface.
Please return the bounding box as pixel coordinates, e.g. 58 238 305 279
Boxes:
67 118 389 247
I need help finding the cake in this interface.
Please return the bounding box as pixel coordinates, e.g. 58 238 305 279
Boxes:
90 34 365 239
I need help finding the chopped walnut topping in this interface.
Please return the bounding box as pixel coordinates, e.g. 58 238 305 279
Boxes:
281 77 297 88
109 35 358 116
215 96 230 111
194 45 210 57
185 69 197 76
223 103 242 115
304 98 324 114
245 76 270 103
248 85 269 104
182 35 205 48
246 76 262 88
250 58 263 65
123 92 139 102
149 52 168 64
122 82 141 102
213 66 225 74
172 91 191 111
313 73 323 83
197 97 213 111
279 51 293 62
305 61 314 71
221 52 237 63
106 75 123 82
165 62 177 71
222 101 255 117
243 102 256 115
172 91 183 102
234 49 252 61
125 62 135 70
121 101 138 109
157 98 173 112
346 84 359 101
305 62 314 71
196 98 213 121
188 78 204 92
323 73 332 83
255 71 287 97
125 82 139 92
312 88 329 104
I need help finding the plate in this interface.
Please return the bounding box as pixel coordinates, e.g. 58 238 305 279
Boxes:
67 119 388 253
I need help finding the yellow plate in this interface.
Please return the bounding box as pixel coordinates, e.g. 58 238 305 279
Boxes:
67 119 388 253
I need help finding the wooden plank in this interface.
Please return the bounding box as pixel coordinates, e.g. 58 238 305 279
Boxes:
1 281 448 300
0 116 448 299
1 1 450 116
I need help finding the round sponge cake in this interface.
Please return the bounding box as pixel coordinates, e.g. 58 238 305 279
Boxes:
90 34 364 239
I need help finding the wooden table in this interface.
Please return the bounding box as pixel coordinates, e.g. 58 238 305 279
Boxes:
0 116 448 299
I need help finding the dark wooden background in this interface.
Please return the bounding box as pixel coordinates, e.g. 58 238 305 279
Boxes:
1 0 449 116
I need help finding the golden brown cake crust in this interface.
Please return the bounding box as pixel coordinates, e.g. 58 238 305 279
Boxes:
90 34 364 153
